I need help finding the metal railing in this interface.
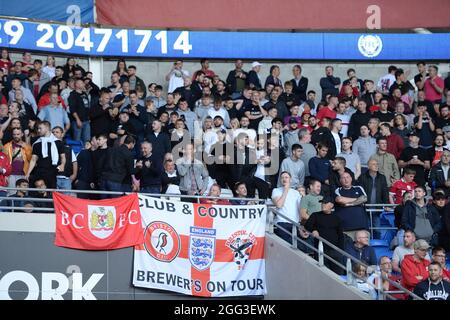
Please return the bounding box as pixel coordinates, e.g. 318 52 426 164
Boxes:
267 207 422 300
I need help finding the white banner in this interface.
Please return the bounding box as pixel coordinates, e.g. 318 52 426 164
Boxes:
133 195 267 297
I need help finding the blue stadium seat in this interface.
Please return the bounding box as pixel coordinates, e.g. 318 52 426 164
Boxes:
373 248 393 261
65 138 83 154
370 239 389 247
380 211 395 227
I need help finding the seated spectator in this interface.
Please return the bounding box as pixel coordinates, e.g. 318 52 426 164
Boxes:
32 178 54 213
367 256 402 299
200 183 231 205
304 199 344 274
402 186 441 244
431 246 450 281
300 179 324 223
271 171 303 246
23 201 35 214
334 172 369 239
401 239 431 293
277 144 305 189
176 143 209 201
429 150 450 196
398 132 430 187
0 178 30 213
413 261 450 300
230 181 258 205
389 168 417 205
352 263 377 299
161 159 180 194
392 192 413 248
345 230 377 268
392 230 430 274
135 141 163 194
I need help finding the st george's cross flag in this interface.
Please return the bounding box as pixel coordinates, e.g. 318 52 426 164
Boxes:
133 195 267 297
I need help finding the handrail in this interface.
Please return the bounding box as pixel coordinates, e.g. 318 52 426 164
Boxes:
269 207 422 300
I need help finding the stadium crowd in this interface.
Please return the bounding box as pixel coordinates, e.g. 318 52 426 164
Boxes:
1 49 450 299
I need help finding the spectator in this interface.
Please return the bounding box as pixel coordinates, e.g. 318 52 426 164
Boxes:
37 82 66 111
368 137 400 190
373 97 395 124
319 66 341 100
439 202 450 252
289 65 308 103
38 93 70 132
278 144 305 189
304 199 344 274
161 159 180 194
52 126 77 193
135 141 163 194
300 179 324 223
26 121 65 189
271 171 302 245
414 102 435 149
284 118 301 157
62 57 85 80
309 143 332 193
146 119 171 163
298 128 316 178
264 65 283 88
74 138 96 199
379 123 405 160
150 85 166 109
389 167 417 205
9 77 37 114
258 106 277 135
389 69 415 104
402 186 441 244
392 114 411 148
193 59 216 81
208 97 231 129
361 80 377 108
330 157 355 192
392 229 428 274
126 65 146 97
431 246 450 281
352 125 377 173
89 89 112 137
68 79 90 142
352 263 377 299
413 261 450 300
335 101 351 137
263 85 288 120
226 59 248 99
246 61 263 90
334 171 369 239
424 65 444 105
345 230 377 268
200 183 231 205
3 128 32 193
230 181 258 205
367 256 402 299
401 239 432 293
429 150 450 196
100 135 137 197
166 60 189 94
176 143 209 199
32 178 54 212
0 178 30 213
435 102 450 135
348 100 371 141
357 159 389 208
398 132 430 187
337 137 361 179
367 117 381 139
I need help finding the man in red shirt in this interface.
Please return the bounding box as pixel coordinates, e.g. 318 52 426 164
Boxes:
316 94 337 124
379 123 404 159
38 82 66 110
401 239 431 294
424 65 444 104
0 150 12 197
389 167 417 204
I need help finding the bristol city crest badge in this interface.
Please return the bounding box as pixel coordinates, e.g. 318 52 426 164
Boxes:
226 231 256 270
189 227 216 271
144 221 181 262
88 205 116 239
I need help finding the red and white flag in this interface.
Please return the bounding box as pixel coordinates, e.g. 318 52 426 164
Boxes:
54 192 143 250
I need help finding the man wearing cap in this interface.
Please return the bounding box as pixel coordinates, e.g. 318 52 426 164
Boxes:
247 62 262 90
401 239 432 293
398 132 430 187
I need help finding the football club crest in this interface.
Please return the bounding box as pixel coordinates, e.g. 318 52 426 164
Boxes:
358 34 383 58
189 227 216 271
144 221 181 262
88 205 116 239
226 231 256 270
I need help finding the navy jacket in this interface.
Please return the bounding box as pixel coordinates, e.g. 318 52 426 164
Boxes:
345 243 377 266
401 200 441 233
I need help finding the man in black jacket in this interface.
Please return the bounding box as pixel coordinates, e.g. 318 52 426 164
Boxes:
89 89 112 138
146 119 171 163
413 262 450 300
100 135 136 198
319 66 341 100
348 100 372 141
247 61 262 90
135 141 163 194
290 64 308 103
68 79 90 143
429 150 450 197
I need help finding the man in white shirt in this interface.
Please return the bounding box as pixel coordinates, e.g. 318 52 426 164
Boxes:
272 171 302 246
377 65 397 96
166 60 190 93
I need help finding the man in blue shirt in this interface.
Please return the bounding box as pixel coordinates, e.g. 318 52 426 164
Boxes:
309 143 332 197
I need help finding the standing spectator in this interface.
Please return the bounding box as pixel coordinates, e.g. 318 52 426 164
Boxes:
361 80 377 108
226 59 248 99
176 143 209 199
369 137 400 187
316 95 338 124
3 128 32 193
272 171 302 245
319 66 341 100
389 168 417 205
309 143 332 191
298 128 316 179
278 144 305 189
0 148 11 197
68 79 90 142
398 132 430 187
146 119 171 163
244 90 267 131
290 65 308 103
161 159 180 194
127 65 146 97
37 82 66 111
264 65 283 88
392 114 411 148
402 186 441 244
377 65 397 96
74 138 96 199
246 61 262 90
284 118 301 157
329 118 343 158
193 59 215 80
352 125 377 173
414 61 428 90
334 172 369 239
38 93 70 132
413 261 450 300
52 126 77 193
9 77 37 114
100 135 137 197
25 121 65 189
389 69 415 105
373 98 395 124
379 123 405 160
329 157 355 192
348 100 371 141
337 137 361 180
42 56 56 79
230 181 258 205
177 98 197 134
357 159 389 207
208 97 231 129
345 230 377 267
414 102 435 149
335 101 351 138
89 89 112 137
135 141 163 194
429 149 450 196
401 239 431 293
166 60 189 93
150 85 166 109
435 102 450 135
424 65 444 105
263 85 288 120
439 202 450 252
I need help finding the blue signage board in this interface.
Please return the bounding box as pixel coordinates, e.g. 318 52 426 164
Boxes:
0 1 94 24
0 18 449 60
